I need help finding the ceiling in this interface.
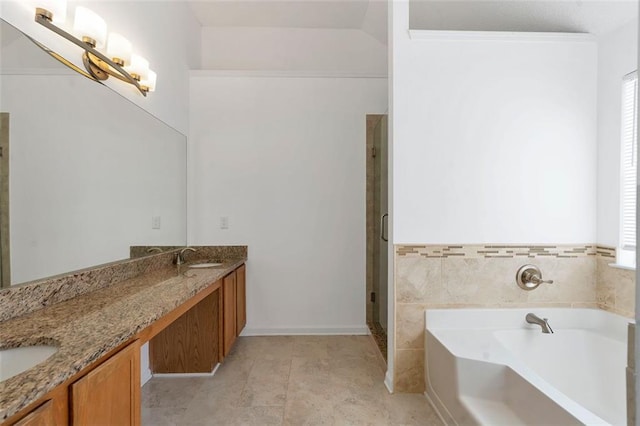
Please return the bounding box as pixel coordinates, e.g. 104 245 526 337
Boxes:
189 0 370 28
410 0 637 35
187 0 637 41
188 0 388 43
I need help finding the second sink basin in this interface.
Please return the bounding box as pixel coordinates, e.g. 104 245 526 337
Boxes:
189 263 223 269
0 345 58 382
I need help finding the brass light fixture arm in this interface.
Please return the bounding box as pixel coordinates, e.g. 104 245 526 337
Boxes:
34 12 147 96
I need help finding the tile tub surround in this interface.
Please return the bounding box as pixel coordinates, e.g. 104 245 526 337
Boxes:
0 258 246 420
597 256 635 318
393 244 634 393
130 245 248 261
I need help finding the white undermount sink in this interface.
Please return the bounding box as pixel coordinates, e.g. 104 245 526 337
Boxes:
189 263 223 268
0 345 58 381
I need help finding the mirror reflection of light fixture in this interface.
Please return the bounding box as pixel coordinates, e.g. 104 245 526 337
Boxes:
106 33 132 66
34 1 155 96
73 6 107 48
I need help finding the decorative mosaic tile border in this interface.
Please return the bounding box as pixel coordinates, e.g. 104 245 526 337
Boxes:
397 244 616 259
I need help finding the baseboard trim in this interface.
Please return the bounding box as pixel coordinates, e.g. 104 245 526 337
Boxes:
384 370 394 393
141 368 152 386
241 326 369 336
152 363 220 379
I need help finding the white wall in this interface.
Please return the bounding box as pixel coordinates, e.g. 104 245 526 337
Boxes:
190 75 388 333
596 19 638 247
0 0 200 135
392 29 598 244
201 27 387 75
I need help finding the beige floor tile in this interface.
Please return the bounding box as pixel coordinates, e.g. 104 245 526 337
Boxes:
283 387 336 426
143 336 442 426
229 336 295 360
141 376 207 408
141 405 187 426
194 375 246 408
292 335 331 358
182 407 283 426
247 358 292 382
182 405 284 425
237 358 292 407
239 378 289 407
332 395 391 426
386 393 443 425
326 335 378 359
213 356 255 385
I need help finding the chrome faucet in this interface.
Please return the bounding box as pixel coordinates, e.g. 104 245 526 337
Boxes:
526 313 554 334
174 247 197 265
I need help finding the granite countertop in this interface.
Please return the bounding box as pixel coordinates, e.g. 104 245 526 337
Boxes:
0 258 245 420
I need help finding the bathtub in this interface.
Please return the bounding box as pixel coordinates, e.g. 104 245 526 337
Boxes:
425 308 631 425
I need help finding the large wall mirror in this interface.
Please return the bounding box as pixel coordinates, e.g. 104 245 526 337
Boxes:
0 19 187 287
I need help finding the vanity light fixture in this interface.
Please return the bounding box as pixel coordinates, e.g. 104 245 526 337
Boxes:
34 1 156 96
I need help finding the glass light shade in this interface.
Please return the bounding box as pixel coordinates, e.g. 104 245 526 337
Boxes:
73 7 107 48
37 0 67 24
140 70 157 92
106 33 132 66
126 54 149 80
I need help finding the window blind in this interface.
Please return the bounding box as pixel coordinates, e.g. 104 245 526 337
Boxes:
621 71 638 251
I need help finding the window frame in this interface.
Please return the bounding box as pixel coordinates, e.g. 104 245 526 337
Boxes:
618 70 638 269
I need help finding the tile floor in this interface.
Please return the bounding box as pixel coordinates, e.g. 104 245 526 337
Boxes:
142 335 443 425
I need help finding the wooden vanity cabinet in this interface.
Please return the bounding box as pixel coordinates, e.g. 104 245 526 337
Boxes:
13 401 56 426
222 271 237 357
222 264 247 358
13 392 67 426
6 263 247 426
6 342 139 426
236 264 246 335
150 289 220 373
70 341 140 425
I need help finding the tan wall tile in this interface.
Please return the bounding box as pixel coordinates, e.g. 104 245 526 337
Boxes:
525 257 596 304
615 270 635 316
394 349 425 393
441 257 528 305
396 304 427 350
596 257 635 318
596 258 616 309
396 256 441 304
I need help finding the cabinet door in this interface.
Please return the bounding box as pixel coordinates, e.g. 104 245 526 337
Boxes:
150 289 219 374
236 264 246 335
223 271 237 357
71 341 140 426
13 400 60 426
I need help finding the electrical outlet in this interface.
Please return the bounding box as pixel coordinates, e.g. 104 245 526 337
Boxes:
220 216 229 230
152 216 161 229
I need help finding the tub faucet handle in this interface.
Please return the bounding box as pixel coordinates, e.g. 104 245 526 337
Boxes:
530 275 554 285
516 265 553 291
